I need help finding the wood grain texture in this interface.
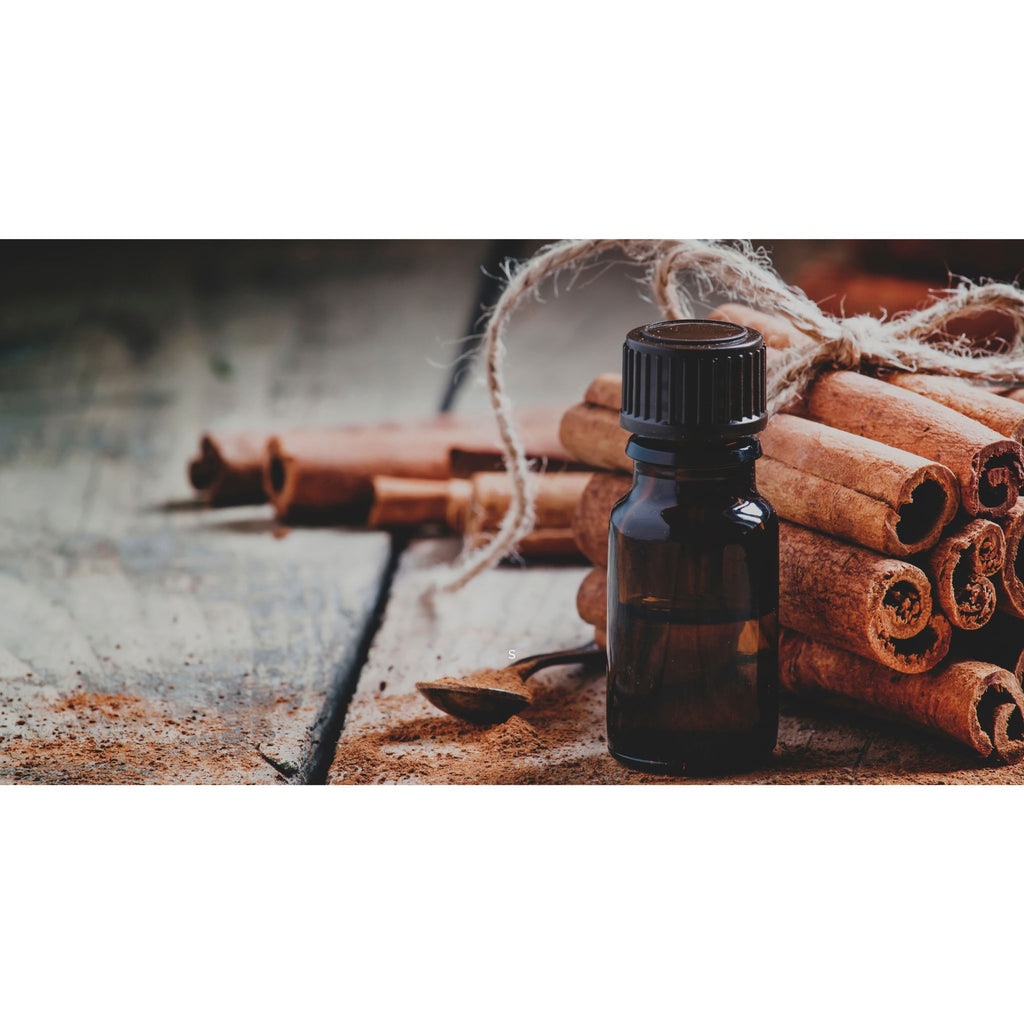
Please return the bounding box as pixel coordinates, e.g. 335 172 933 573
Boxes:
0 515 389 783
0 243 492 782
329 541 1024 784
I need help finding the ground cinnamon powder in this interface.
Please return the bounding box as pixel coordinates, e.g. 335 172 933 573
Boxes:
333 664 1024 785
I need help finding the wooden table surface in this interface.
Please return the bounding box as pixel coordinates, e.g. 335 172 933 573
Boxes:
2 240 1021 784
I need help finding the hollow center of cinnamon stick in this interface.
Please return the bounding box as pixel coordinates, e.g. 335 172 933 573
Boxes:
976 688 1024 745
895 479 948 546
881 581 922 626
886 624 941 661
978 452 1024 510
268 456 286 495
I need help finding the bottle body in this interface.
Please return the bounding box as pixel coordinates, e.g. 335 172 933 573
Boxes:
606 438 779 774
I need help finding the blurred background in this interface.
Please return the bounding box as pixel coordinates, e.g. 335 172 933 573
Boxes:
4 239 1023 428
3 239 1024 524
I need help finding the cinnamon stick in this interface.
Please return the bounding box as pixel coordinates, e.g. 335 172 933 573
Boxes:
367 477 459 528
708 304 1024 517
369 473 590 557
464 472 589 534
800 371 1022 518
575 529 951 674
565 399 960 559
994 499 1024 619
559 402 631 474
576 566 606 628
188 432 268 506
265 408 567 522
882 373 1024 443
760 414 959 557
780 629 1024 763
921 518 1005 630
573 473 630 567
780 522 950 673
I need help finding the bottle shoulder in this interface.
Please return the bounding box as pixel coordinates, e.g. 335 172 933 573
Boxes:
610 484 776 541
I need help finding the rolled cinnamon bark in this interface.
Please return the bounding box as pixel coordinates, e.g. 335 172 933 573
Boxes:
584 373 623 411
803 372 1023 518
559 402 631 474
950 612 1024 681
188 432 268 506
463 472 590 534
367 477 456 528
708 304 1024 517
780 630 1024 763
921 518 1005 630
565 399 960 559
370 472 590 540
883 373 1024 443
760 414 959 557
995 499 1024 619
447 407 585 476
573 473 630 567
576 566 607 628
265 408 567 522
459 471 590 561
779 522 950 673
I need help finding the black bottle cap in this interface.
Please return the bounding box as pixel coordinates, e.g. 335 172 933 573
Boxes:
620 320 767 439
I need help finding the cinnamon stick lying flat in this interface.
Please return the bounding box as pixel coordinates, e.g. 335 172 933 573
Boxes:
564 399 960 559
994 499 1024 619
463 472 589 534
708 304 1024 517
780 630 1024 763
921 518 1005 630
368 472 589 560
367 477 462 528
188 432 268 506
576 529 951 674
882 373 1024 443
799 371 1023 518
780 522 950 673
760 414 959 557
265 408 568 522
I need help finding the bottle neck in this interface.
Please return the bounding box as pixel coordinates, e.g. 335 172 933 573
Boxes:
626 434 760 489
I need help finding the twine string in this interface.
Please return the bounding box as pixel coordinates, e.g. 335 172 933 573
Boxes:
432 239 1024 593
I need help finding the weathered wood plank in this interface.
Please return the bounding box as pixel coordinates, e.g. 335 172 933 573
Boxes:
330 540 1024 784
0 243 500 782
0 513 389 782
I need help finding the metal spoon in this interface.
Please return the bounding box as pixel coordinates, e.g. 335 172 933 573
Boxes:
415 642 606 725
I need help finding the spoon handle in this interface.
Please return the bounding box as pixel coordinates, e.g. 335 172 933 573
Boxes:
512 642 606 681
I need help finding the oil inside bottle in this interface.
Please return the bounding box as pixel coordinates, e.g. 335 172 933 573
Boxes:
608 597 777 774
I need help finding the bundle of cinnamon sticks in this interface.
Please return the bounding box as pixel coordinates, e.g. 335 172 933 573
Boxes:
187 408 591 559
567 303 1024 764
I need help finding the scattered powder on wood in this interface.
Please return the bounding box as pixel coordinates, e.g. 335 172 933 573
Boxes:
0 690 274 785
334 668 1024 786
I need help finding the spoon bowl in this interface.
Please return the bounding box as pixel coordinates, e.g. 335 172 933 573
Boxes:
416 642 605 725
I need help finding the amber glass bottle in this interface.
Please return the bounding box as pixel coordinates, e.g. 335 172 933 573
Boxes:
607 320 779 775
